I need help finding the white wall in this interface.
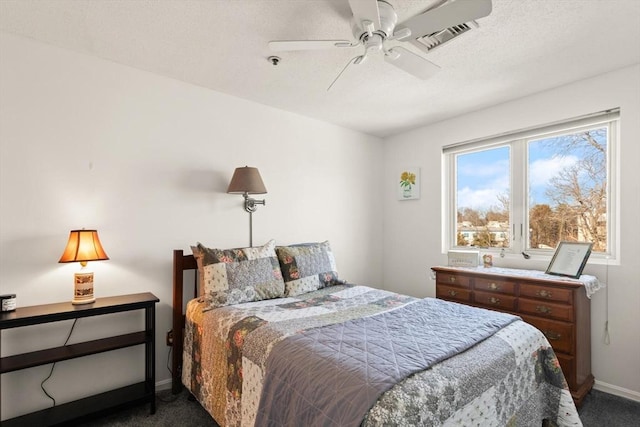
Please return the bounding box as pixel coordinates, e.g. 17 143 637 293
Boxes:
0 33 384 420
2 30 638 421
382 64 640 400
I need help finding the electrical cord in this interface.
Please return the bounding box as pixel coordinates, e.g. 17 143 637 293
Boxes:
41 318 78 407
155 347 180 403
40 321 182 405
604 257 610 345
167 345 172 375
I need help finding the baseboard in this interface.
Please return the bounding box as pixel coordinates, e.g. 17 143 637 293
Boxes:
155 378 173 391
594 380 640 402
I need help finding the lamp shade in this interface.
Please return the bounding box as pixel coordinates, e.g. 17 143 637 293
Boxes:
227 166 267 194
59 230 109 264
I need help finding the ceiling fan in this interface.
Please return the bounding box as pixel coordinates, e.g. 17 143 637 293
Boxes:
269 0 492 90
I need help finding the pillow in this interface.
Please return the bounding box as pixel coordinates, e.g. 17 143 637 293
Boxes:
191 239 285 309
275 241 343 297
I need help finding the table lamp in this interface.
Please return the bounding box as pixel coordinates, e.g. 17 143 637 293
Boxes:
59 229 109 304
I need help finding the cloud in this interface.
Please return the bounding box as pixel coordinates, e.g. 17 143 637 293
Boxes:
458 155 580 210
458 181 508 211
529 155 578 188
457 157 509 210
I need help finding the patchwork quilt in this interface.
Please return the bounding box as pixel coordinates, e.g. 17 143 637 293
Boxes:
182 284 582 427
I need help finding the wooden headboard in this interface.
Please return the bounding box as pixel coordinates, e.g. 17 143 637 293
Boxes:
171 249 198 394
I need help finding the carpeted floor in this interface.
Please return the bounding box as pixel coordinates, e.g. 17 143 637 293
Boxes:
577 389 640 426
82 388 218 427
81 388 640 426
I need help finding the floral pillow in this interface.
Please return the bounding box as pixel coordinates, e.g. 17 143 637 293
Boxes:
191 239 285 309
275 241 344 297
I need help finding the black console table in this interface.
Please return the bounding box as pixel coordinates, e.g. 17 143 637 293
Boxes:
0 292 159 426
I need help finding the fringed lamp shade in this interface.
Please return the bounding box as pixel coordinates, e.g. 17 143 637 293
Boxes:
59 230 109 305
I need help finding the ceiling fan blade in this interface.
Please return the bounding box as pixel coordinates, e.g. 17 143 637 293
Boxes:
399 0 492 38
385 47 440 80
269 40 355 51
348 0 381 30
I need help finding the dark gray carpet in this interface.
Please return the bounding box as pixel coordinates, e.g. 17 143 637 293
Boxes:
578 389 640 426
81 388 639 426
82 389 217 427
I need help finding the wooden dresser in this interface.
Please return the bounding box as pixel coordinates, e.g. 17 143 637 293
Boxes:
431 266 594 406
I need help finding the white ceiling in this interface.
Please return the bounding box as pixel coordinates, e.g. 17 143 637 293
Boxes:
1 0 639 137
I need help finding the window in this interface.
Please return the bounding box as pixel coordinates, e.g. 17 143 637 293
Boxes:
444 110 618 262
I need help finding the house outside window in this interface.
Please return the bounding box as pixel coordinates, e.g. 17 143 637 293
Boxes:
444 110 619 262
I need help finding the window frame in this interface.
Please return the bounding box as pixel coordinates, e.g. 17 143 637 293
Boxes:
442 110 619 264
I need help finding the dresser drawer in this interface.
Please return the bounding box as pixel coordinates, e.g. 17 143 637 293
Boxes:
474 278 515 294
474 291 517 311
519 298 574 322
436 273 470 289
520 283 572 304
522 315 574 354
436 285 472 303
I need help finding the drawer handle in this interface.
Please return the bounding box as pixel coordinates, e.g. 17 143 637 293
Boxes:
488 282 500 290
448 290 458 297
536 289 553 298
489 297 501 305
449 277 457 283
536 305 552 314
543 330 562 341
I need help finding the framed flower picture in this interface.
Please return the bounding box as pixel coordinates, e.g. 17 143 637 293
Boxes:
398 168 420 200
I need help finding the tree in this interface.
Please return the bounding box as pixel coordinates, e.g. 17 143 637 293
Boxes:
529 204 557 248
473 230 493 247
457 232 468 246
458 207 485 226
486 208 508 222
543 129 607 251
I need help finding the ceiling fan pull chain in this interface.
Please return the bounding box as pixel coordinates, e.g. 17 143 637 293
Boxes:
327 56 360 92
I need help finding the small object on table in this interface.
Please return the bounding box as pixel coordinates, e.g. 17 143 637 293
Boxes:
483 254 493 267
0 294 16 312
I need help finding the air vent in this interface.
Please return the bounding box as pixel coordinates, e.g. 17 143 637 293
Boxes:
411 22 476 53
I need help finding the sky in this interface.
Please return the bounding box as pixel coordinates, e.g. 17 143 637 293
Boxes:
456 143 579 211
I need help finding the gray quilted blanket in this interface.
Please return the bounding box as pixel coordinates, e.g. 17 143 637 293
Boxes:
255 298 518 427
183 285 582 426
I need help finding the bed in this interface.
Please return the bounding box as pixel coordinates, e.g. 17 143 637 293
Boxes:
171 240 583 427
